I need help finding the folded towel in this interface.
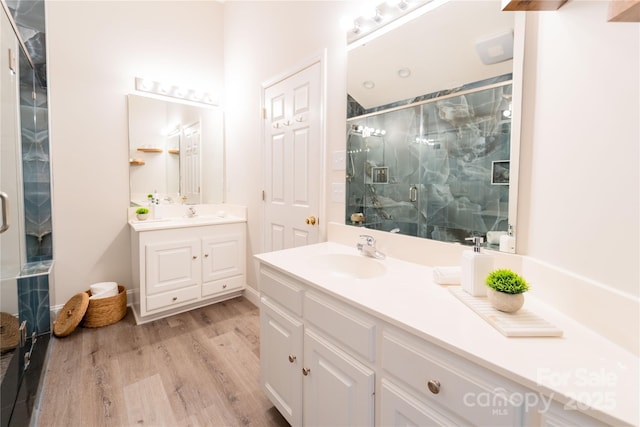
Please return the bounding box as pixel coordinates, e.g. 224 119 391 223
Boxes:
433 267 461 285
89 282 118 299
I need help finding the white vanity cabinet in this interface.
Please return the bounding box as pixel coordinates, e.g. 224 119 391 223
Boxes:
259 267 375 427
131 222 246 323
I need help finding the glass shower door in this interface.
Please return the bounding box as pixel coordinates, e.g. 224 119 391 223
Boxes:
1 4 26 391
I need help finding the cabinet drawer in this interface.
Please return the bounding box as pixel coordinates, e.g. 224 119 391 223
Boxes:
147 285 200 311
304 292 375 363
382 330 524 426
260 267 304 316
202 275 244 297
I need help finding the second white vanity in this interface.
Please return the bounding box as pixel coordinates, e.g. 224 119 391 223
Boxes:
255 241 637 427
129 204 247 324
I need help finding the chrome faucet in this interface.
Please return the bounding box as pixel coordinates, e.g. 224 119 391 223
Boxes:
357 234 386 259
186 206 197 218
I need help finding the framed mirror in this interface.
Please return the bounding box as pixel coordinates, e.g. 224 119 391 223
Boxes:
346 0 522 252
128 94 224 206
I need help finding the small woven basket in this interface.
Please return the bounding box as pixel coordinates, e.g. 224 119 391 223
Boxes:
82 285 127 328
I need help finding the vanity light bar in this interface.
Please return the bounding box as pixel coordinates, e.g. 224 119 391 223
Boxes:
134 77 218 106
346 0 448 46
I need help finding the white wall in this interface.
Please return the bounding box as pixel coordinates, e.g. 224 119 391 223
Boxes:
518 1 639 297
47 0 224 306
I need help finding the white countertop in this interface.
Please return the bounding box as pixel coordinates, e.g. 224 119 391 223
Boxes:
129 214 245 232
255 241 639 426
128 203 247 232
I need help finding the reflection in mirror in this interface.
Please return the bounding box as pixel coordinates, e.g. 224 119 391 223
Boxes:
346 0 518 251
128 95 224 206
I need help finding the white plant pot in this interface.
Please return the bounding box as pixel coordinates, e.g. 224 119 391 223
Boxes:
136 213 149 221
487 288 524 313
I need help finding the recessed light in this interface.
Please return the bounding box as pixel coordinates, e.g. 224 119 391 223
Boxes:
397 68 411 78
362 81 376 89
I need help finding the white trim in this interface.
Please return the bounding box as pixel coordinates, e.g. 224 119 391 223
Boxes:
242 286 260 308
260 50 328 253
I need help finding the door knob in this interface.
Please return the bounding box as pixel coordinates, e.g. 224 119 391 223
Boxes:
305 216 317 225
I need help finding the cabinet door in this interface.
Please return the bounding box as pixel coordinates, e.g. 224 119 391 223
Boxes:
202 232 244 283
146 239 200 295
260 296 303 427
303 329 374 427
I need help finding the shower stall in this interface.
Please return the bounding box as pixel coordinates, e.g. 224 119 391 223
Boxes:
1 1 52 425
346 80 512 245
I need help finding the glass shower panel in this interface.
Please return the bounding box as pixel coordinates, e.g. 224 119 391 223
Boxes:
1 6 25 384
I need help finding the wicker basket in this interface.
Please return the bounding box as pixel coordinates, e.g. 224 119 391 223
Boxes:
82 285 127 328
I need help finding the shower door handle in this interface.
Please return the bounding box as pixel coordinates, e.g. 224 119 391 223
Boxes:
409 185 418 202
0 192 9 233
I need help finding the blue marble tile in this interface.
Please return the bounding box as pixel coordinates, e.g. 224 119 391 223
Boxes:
17 273 51 335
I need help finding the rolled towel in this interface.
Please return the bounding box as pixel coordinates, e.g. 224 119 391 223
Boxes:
433 267 462 285
89 282 118 300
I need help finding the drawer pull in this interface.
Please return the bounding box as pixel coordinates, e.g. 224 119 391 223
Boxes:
193 255 197 260
302 367 311 376
204 253 209 258
172 297 178 302
427 379 441 394
288 355 296 363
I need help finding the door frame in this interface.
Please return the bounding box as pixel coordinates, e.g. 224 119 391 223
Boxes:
260 50 327 253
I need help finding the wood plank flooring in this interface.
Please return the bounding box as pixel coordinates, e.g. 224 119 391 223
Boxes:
35 297 289 427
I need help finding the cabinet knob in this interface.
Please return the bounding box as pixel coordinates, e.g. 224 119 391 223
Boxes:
204 253 209 258
288 355 296 363
427 379 441 394
302 367 311 376
172 297 178 302
222 284 227 289
193 255 197 260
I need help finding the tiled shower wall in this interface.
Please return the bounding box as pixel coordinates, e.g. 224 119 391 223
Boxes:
9 0 51 335
346 79 512 245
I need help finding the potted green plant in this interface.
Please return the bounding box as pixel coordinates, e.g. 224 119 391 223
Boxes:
135 207 149 220
485 269 529 313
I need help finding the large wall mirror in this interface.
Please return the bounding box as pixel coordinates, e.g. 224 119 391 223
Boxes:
128 94 224 206
346 0 521 252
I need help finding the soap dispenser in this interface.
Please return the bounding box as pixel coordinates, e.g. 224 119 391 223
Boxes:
461 236 493 297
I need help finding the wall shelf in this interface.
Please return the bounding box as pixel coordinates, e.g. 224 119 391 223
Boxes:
130 159 145 165
501 0 567 11
137 147 163 153
608 0 640 21
168 149 180 155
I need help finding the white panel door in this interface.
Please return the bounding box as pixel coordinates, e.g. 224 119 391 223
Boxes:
263 61 322 252
201 233 243 283
260 296 304 427
181 122 201 203
302 328 375 427
146 239 200 295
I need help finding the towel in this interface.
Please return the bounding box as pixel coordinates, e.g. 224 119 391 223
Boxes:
433 267 461 285
89 282 118 300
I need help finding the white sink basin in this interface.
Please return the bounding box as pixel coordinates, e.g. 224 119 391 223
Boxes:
308 253 386 279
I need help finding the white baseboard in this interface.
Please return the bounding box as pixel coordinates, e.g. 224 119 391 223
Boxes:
243 286 260 308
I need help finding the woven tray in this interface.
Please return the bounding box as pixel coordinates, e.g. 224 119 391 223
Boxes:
82 285 127 328
1 312 20 352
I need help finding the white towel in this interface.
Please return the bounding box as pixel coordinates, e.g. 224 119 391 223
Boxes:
89 282 118 299
433 267 461 285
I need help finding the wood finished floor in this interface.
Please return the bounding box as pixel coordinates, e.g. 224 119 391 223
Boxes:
35 297 289 427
